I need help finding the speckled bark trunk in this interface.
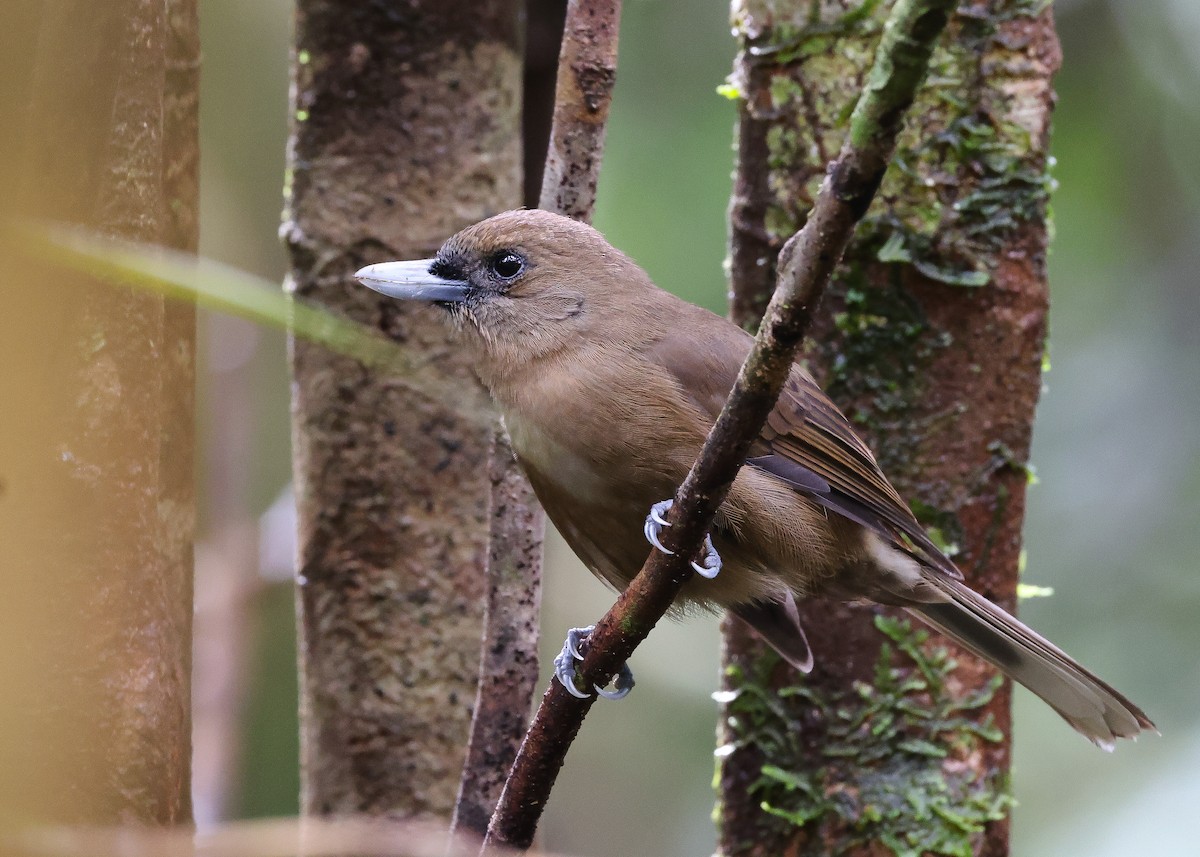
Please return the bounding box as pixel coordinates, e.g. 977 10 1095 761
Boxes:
284 1 524 819
718 3 1058 856
0 0 197 827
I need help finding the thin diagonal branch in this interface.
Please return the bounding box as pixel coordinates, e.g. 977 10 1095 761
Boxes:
482 0 957 850
452 0 620 837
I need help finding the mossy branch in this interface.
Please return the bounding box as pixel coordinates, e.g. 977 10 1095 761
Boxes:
481 0 956 851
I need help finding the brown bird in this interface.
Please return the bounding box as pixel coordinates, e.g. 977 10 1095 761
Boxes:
356 208 1154 749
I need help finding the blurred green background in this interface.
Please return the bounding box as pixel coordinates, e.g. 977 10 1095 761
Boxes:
195 0 1199 854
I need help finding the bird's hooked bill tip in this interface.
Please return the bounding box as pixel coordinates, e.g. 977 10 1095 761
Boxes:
354 260 469 303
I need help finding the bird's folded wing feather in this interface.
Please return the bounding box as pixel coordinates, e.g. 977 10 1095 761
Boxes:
751 372 962 580
649 317 960 580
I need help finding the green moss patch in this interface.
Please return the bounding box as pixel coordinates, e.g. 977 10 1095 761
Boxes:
720 616 1012 856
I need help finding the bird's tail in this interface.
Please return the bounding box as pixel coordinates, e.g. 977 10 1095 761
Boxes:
908 574 1155 749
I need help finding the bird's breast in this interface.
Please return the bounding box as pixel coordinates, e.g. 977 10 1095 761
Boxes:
492 353 724 591
502 413 617 508
502 410 649 589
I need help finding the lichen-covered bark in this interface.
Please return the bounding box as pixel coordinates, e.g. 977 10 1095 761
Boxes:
0 0 197 827
285 0 523 819
718 2 1059 855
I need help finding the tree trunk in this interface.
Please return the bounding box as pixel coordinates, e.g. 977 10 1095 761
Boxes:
0 0 198 827
718 2 1059 855
285 0 524 819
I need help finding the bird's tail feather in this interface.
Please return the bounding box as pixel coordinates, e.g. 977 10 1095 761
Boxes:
908 574 1155 749
732 591 814 674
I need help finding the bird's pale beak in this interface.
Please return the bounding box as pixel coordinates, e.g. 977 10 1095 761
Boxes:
354 260 470 303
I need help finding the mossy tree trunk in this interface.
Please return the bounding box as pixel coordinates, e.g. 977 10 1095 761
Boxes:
285 0 526 819
719 2 1059 855
0 0 198 827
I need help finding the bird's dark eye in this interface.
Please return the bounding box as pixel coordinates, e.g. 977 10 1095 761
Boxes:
489 251 525 280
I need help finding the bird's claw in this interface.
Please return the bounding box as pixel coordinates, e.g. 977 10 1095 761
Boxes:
642 498 723 578
596 669 636 700
553 625 636 701
693 532 722 579
566 625 588 661
643 499 675 554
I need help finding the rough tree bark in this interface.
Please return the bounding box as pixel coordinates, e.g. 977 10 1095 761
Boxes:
0 0 198 827
285 0 524 820
449 436 545 838
718 2 1058 855
535 0 622 222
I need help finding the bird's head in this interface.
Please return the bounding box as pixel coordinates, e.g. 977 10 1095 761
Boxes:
356 209 658 373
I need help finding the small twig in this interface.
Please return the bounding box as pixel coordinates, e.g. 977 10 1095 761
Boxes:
481 0 956 851
536 0 621 223
453 0 621 838
451 431 545 837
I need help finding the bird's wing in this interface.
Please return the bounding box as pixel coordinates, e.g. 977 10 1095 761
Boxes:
647 314 959 579
749 369 962 580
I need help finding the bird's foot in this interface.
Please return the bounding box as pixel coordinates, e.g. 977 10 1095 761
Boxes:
553 625 635 700
642 498 723 579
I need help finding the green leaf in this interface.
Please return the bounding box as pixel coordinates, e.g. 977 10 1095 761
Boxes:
13 220 404 372
1017 583 1054 600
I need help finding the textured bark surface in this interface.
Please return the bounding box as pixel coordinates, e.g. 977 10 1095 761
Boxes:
450 430 545 838
285 0 523 820
0 0 197 828
718 2 1058 855
537 0 621 222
